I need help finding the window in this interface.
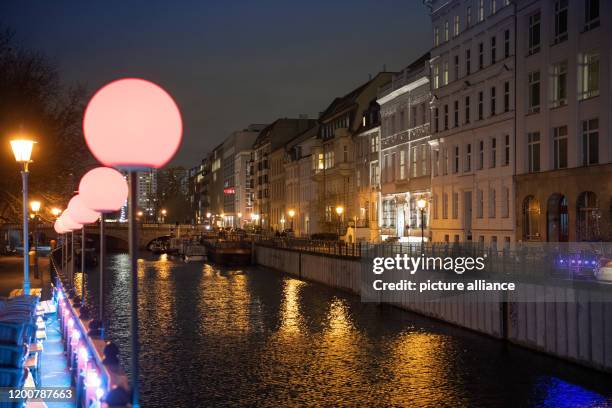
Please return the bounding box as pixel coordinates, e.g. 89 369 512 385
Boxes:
491 0 496 14
554 0 568 44
466 48 471 75
528 71 540 114
528 12 541 55
490 86 496 116
478 43 484 69
467 6 472 27
434 108 439 132
421 144 427 175
465 143 471 172
584 0 600 31
442 147 448 175
552 125 568 169
444 21 449 41
433 64 440 89
443 61 449 85
478 91 484 120
432 194 439 219
477 189 484 218
504 81 510 112
504 134 510 166
581 118 599 165
465 96 471 124
504 30 510 58
400 150 406 179
442 193 449 219
489 187 496 218
433 150 439 177
490 36 496 64
454 15 460 37
454 100 459 127
527 132 540 172
434 27 440 47
479 0 485 21
454 145 460 173
502 187 510 218
452 192 459 219
454 55 459 80
343 145 348 162
579 52 599 100
444 105 449 130
411 147 417 177
551 61 567 107
576 191 600 241
491 137 497 168
522 196 541 240
478 140 484 169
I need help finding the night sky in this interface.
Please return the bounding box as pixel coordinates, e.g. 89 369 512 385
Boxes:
1 0 430 167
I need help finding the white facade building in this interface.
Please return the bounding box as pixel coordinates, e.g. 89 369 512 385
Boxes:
427 0 516 248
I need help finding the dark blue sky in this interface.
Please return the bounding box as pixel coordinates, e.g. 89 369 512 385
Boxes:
1 0 431 167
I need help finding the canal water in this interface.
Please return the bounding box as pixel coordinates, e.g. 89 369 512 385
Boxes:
81 253 612 407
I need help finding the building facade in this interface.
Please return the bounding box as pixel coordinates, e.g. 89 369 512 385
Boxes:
377 54 432 242
313 72 393 235
515 0 612 242
427 0 516 249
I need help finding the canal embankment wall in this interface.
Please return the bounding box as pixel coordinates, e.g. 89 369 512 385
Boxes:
254 245 612 373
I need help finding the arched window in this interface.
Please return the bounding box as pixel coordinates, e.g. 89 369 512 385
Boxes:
547 194 568 242
576 192 600 241
522 195 541 241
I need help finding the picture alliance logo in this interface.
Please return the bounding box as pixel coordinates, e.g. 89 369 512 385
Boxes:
372 253 487 275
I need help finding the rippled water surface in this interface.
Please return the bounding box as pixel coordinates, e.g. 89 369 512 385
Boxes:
81 253 612 407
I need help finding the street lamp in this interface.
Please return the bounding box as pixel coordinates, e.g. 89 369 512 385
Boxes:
83 78 182 408
51 208 62 218
417 198 427 245
335 206 344 237
30 200 41 279
160 209 167 223
11 138 36 295
79 166 128 339
288 209 295 230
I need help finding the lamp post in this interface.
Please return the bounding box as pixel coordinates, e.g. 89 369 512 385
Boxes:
80 167 129 339
83 78 182 408
335 206 344 237
288 209 295 231
30 201 41 279
10 139 35 295
417 198 427 248
160 209 167 224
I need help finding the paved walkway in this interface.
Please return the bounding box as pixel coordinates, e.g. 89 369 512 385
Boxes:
40 315 73 408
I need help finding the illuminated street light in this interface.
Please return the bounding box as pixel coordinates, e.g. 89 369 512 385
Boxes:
83 79 183 408
335 206 344 216
206 212 212 218
10 137 36 295
30 200 41 213
417 198 427 244
51 208 62 217
287 209 295 230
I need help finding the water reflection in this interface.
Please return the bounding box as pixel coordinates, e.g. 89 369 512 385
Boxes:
81 254 612 407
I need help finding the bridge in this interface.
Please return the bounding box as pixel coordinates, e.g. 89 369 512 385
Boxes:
1 222 203 251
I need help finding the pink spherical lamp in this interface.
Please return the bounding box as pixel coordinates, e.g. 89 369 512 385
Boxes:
79 167 128 213
67 195 101 224
83 78 183 170
54 219 68 234
60 212 83 231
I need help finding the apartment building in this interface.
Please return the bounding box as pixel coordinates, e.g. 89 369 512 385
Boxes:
426 0 516 248
136 169 157 222
515 0 612 242
377 53 432 242
285 125 320 237
353 101 381 242
313 72 393 234
252 118 316 229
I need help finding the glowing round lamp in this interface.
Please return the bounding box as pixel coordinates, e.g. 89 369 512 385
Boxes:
54 219 68 234
83 78 183 169
60 212 83 231
417 198 427 210
67 195 100 224
79 167 128 213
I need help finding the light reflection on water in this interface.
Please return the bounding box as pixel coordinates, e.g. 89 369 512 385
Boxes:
81 253 612 408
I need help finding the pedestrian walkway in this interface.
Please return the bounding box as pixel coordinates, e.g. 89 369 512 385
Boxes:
39 314 73 408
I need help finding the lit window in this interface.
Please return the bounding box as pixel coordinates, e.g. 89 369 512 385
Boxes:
579 52 599 100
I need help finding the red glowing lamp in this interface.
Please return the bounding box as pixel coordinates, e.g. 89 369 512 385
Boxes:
83 78 183 169
60 212 83 231
67 195 100 224
79 167 128 213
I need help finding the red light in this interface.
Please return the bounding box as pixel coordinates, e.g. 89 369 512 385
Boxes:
67 195 101 224
79 167 128 213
